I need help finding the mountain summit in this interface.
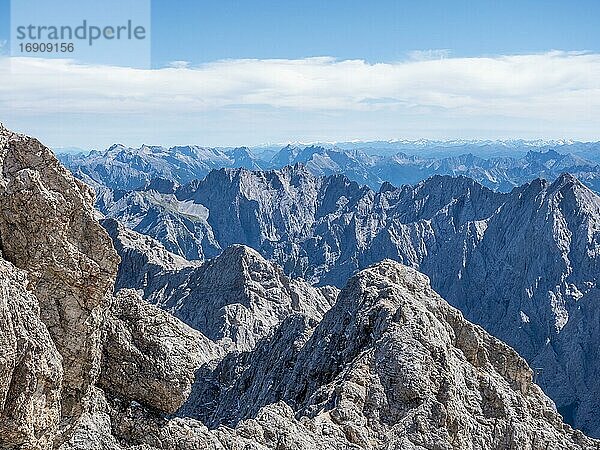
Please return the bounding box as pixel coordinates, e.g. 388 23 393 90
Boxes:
1 125 595 448
100 164 600 436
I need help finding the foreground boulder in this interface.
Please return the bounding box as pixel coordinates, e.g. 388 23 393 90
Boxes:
0 259 62 449
0 125 120 424
100 289 222 414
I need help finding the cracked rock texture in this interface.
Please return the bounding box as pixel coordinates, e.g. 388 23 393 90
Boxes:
0 125 120 424
99 289 222 414
184 262 596 450
0 259 63 449
0 125 208 449
1 125 598 450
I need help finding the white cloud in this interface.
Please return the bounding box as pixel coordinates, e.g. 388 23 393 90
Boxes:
407 49 451 61
168 60 190 69
1 51 599 144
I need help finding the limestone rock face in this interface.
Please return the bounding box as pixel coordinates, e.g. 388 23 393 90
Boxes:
99 289 222 414
0 125 120 420
0 259 63 450
103 220 336 353
207 261 595 449
101 218 195 292
99 165 600 436
148 244 335 352
90 261 596 450
57 388 122 450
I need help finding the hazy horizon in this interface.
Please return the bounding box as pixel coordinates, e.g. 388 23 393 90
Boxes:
1 0 599 148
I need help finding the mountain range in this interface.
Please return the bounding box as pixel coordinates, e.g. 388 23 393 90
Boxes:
93 163 600 437
4 124 596 448
60 141 600 193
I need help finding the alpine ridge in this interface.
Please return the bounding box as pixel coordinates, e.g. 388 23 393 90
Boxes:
62 141 600 193
1 124 596 449
100 165 600 436
102 217 336 353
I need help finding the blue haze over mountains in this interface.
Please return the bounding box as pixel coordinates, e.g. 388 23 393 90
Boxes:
58 138 600 436
59 139 600 194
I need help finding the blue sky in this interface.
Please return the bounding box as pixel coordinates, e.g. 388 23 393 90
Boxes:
1 0 600 148
150 0 600 66
3 0 596 64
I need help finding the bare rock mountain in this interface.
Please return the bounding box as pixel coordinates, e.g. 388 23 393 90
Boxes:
100 165 600 436
96 182 221 260
102 217 336 352
102 261 597 449
61 143 264 190
1 124 598 450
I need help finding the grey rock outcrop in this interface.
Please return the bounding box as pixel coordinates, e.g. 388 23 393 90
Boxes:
86 261 597 450
97 186 221 260
101 218 195 292
103 219 336 352
0 125 213 449
0 259 63 449
0 125 120 433
100 289 222 414
58 388 122 450
150 244 335 352
200 261 596 448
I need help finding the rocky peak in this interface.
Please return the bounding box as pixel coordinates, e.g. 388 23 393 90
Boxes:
177 260 597 449
546 172 600 217
106 222 336 352
270 143 303 166
378 180 396 193
229 146 257 162
526 148 562 161
550 172 582 190
0 126 120 423
141 177 179 194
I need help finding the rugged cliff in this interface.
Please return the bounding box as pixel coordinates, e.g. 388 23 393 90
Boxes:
0 124 120 446
0 125 213 448
102 218 336 353
0 125 597 449
75 261 598 450
100 165 600 436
